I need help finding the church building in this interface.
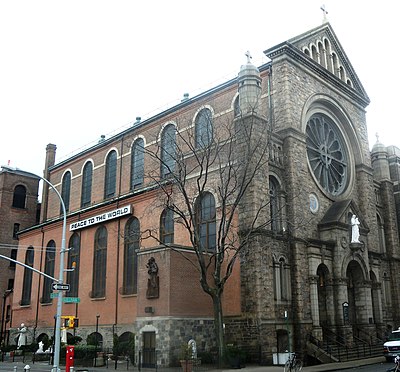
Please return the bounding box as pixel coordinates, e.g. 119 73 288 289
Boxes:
10 20 400 366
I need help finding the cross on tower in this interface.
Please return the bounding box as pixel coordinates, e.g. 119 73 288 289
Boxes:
245 50 252 64
320 4 328 23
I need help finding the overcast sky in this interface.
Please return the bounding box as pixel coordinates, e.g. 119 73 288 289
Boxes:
0 1 397 178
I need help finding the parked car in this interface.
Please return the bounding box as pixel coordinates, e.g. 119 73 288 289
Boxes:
384 328 400 361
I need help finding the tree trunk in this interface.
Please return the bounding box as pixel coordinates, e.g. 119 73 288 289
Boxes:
212 292 226 368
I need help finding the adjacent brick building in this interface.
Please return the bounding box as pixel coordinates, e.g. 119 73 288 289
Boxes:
0 166 39 346
9 21 400 366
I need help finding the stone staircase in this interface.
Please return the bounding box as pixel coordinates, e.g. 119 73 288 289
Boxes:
307 334 383 363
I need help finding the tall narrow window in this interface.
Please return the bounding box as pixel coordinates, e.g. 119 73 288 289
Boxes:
273 256 291 302
9 249 17 268
131 138 145 189
195 108 213 148
81 162 93 207
12 185 26 209
67 233 80 297
160 208 174 244
104 151 117 198
196 192 216 251
13 223 20 239
377 213 386 253
161 124 176 178
61 171 71 213
92 226 107 298
123 218 140 295
21 247 34 306
269 176 281 232
234 96 241 117
41 241 56 303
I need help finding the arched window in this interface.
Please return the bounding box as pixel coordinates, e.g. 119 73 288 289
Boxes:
21 247 34 306
123 218 140 295
383 272 392 307
81 162 93 208
161 124 176 178
160 208 174 244
41 240 56 303
12 185 26 209
131 138 145 189
92 226 107 298
67 233 80 297
196 192 216 251
195 108 213 148
104 151 117 198
269 176 282 232
234 96 241 117
377 213 386 253
61 171 71 213
273 256 291 302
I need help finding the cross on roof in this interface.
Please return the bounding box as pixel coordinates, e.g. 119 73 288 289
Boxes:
320 4 328 23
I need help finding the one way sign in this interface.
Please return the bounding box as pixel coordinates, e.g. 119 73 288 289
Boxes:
52 283 70 291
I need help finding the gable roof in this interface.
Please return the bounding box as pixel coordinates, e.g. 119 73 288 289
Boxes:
318 199 369 232
264 22 369 107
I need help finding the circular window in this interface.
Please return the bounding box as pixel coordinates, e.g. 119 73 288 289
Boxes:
306 113 348 196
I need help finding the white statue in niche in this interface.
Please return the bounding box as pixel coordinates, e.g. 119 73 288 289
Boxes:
17 323 27 349
36 341 44 354
188 339 197 359
351 214 360 243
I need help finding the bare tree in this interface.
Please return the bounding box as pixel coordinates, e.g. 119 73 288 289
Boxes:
141 103 277 365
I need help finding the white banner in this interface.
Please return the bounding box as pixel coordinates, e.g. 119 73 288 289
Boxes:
69 205 132 231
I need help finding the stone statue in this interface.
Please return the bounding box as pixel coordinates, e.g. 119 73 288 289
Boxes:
351 214 360 243
146 257 159 298
188 339 197 359
17 323 27 348
36 341 44 354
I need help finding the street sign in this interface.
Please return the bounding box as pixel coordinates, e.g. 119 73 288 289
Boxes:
52 283 70 291
50 292 59 299
63 297 80 303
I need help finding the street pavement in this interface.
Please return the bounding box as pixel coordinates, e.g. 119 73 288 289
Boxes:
0 356 387 372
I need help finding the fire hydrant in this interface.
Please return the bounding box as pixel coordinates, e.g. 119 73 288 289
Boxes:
24 365 30 372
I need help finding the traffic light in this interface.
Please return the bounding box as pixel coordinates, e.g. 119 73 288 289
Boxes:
62 315 78 328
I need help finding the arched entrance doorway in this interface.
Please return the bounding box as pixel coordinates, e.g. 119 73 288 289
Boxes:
317 264 330 327
346 260 365 328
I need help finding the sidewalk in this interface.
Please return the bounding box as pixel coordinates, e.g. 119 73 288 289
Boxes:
0 356 387 372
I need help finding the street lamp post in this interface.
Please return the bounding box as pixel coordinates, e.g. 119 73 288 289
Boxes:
2 166 66 372
38 176 67 372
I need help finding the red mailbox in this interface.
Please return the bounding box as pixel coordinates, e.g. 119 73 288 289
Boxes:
66 345 75 372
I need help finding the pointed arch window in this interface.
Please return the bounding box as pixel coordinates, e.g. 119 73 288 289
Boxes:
81 162 93 207
196 192 216 251
160 208 174 244
104 151 117 198
41 240 56 303
67 233 80 297
92 226 107 298
195 108 213 148
123 218 140 295
161 124 176 178
21 247 35 306
61 171 71 213
12 185 26 209
131 138 145 189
